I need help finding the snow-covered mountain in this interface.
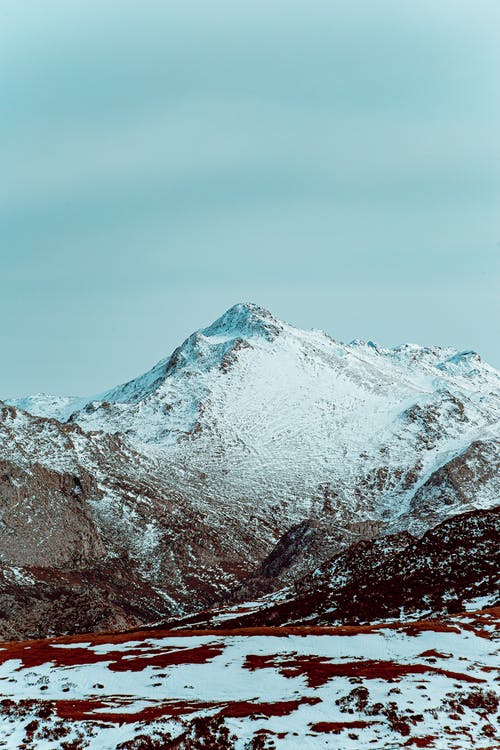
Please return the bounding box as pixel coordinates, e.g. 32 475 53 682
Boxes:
9 303 499 523
1 303 499 638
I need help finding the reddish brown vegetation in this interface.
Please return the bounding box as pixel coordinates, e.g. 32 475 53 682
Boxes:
457 619 499 640
400 622 461 637
310 720 373 734
52 695 321 725
108 644 224 672
418 649 451 659
254 728 287 738
243 654 485 688
220 696 320 718
404 736 436 747
2 609 496 660
0 639 223 673
445 688 499 716
54 698 216 724
116 715 238 749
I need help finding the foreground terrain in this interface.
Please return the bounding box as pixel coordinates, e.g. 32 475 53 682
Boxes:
0 609 497 749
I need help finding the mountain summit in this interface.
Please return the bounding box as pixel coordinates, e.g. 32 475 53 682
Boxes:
200 302 283 340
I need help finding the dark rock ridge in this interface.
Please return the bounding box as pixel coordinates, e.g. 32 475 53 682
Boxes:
295 506 500 624
170 506 499 630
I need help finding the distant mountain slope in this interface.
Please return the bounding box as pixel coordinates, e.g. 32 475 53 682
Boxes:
1 304 499 638
57 304 500 524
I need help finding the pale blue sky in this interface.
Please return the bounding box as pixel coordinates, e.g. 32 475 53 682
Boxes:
1 0 499 397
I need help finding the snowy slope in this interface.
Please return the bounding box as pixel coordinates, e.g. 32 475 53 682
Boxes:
10 303 499 523
0 609 497 749
3 394 89 423
78 304 500 524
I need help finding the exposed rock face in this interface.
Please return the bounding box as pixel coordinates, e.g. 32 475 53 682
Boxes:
408 439 499 523
229 517 386 603
0 459 103 568
1 304 498 638
0 561 167 641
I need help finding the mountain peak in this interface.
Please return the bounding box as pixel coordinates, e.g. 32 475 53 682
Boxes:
201 303 282 341
160 304 282 379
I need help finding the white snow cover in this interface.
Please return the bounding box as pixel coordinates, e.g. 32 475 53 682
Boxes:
6 304 499 528
0 610 497 748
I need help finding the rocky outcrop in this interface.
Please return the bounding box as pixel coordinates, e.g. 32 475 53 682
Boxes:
0 561 168 640
409 439 499 521
302 505 500 624
0 459 103 568
229 517 386 603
